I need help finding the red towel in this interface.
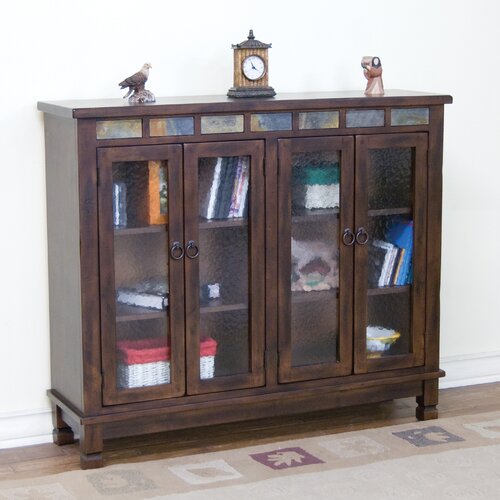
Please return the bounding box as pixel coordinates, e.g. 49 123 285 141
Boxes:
118 337 217 365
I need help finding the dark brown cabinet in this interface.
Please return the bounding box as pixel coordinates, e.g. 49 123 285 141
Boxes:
39 91 452 468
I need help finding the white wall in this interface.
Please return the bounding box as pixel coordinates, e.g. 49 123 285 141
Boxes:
1 0 499 446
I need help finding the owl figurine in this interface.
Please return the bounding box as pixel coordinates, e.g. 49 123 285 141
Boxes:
361 56 384 96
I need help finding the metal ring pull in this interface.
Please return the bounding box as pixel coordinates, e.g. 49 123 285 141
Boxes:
355 227 369 245
185 240 200 259
342 228 355 246
170 241 184 260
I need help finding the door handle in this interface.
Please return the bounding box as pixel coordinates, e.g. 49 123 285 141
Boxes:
355 227 369 245
170 241 184 260
185 240 200 259
342 228 355 246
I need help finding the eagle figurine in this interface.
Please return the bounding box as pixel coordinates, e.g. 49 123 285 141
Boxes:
119 63 155 104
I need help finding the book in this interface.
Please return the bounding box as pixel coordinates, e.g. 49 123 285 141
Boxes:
116 279 169 310
117 288 168 310
198 158 218 218
367 244 388 288
228 157 242 217
391 248 405 285
388 247 404 286
372 240 395 287
386 219 413 285
206 157 223 219
238 159 250 217
228 156 248 218
383 246 399 286
199 156 251 220
218 156 238 219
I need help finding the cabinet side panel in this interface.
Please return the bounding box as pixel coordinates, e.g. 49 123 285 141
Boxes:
44 114 84 411
426 106 445 371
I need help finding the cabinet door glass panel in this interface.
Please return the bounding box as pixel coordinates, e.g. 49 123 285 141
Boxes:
197 156 250 380
112 161 171 389
290 151 340 367
365 148 413 359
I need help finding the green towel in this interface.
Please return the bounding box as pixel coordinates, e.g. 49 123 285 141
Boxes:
294 162 340 185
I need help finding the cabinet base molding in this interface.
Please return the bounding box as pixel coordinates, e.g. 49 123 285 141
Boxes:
49 371 443 467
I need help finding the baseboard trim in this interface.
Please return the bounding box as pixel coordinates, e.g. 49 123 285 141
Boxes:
439 351 500 389
2 352 500 448
0 408 53 449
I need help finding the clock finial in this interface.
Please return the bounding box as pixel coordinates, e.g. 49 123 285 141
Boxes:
248 29 255 40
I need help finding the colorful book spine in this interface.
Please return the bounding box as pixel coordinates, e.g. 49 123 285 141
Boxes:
201 156 250 220
206 157 223 219
386 219 413 286
372 240 394 287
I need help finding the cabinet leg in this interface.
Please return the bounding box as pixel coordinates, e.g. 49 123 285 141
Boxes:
79 424 104 469
52 404 75 446
416 379 439 421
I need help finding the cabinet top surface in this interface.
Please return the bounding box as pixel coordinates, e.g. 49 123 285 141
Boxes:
38 90 452 119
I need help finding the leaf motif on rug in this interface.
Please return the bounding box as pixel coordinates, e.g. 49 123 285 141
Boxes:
393 426 465 447
168 459 242 485
318 435 388 458
188 467 236 478
266 451 305 467
464 418 500 439
250 446 324 469
0 483 75 500
86 470 156 495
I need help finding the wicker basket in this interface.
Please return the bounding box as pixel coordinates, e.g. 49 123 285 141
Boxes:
118 360 170 388
117 337 217 388
200 336 217 380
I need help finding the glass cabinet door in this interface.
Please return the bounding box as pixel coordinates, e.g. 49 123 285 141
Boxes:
98 145 185 405
184 141 265 394
278 137 354 383
354 133 427 373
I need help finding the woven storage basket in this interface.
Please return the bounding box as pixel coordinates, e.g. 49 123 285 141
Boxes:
200 336 217 380
118 360 170 388
118 337 217 388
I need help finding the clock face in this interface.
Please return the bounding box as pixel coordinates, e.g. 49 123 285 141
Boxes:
242 55 266 81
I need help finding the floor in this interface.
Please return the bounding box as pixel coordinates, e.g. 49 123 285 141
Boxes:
1 382 499 480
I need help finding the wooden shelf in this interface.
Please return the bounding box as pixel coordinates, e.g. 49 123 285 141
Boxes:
200 300 248 314
368 207 412 217
198 217 248 229
291 288 339 304
116 304 166 322
367 285 411 296
114 225 167 236
292 208 339 223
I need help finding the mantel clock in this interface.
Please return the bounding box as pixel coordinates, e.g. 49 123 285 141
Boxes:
227 30 276 98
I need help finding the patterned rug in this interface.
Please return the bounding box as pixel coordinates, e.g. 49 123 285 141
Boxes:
1 410 500 499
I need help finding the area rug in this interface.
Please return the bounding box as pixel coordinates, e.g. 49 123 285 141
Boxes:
2 410 500 499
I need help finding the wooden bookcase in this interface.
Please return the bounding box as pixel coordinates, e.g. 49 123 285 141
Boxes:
38 90 452 468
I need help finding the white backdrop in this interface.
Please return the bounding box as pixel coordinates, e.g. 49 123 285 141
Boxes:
1 0 499 443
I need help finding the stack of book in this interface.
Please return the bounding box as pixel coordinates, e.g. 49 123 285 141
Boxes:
199 156 250 220
116 279 169 310
368 219 413 288
293 162 340 210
